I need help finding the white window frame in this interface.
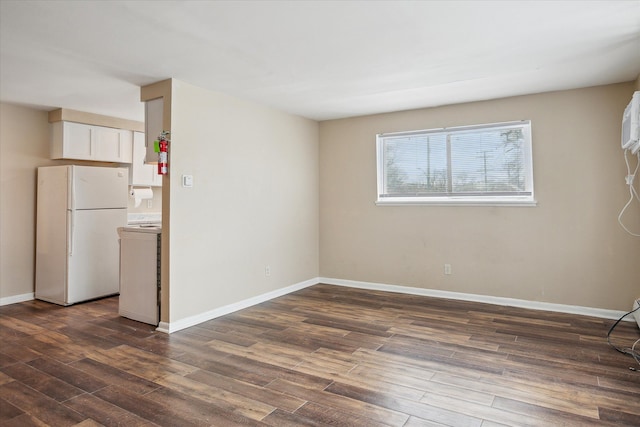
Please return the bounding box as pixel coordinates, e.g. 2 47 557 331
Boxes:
376 120 536 206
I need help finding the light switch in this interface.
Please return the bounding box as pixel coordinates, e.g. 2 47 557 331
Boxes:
182 174 193 188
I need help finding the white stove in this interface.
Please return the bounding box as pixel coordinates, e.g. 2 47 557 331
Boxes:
118 212 162 325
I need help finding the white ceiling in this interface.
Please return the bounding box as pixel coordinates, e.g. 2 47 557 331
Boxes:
1 1 639 122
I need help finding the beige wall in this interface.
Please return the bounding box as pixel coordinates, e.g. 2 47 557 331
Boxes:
167 80 319 323
3 82 638 317
319 83 640 311
0 103 52 299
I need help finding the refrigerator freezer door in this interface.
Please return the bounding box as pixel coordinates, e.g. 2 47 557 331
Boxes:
71 166 129 210
67 208 126 304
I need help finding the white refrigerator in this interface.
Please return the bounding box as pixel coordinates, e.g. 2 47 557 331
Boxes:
36 165 129 305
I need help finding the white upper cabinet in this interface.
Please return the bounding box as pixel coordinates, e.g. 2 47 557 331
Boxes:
94 126 132 163
51 121 133 163
130 131 162 186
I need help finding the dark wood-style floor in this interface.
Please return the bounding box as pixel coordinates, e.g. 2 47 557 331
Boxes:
1 284 639 426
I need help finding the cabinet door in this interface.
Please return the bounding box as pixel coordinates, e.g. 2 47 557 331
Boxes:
117 129 133 163
119 231 159 325
131 132 162 186
152 167 163 186
130 131 147 185
95 127 133 163
62 122 93 160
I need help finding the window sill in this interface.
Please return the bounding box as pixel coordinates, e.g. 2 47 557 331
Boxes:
375 198 538 207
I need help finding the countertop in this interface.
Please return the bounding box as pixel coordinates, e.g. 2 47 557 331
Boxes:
119 224 161 234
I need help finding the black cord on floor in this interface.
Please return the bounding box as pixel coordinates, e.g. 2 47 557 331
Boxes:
607 305 640 367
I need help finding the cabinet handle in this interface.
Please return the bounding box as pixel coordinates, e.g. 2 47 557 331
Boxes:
89 128 95 156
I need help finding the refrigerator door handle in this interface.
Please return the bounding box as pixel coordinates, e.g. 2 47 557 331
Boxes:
68 210 74 256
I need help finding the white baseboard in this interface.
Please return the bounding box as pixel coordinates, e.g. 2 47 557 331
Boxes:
1 279 632 333
0 292 34 306
156 321 171 334
320 277 632 322
156 276 633 334
155 277 319 334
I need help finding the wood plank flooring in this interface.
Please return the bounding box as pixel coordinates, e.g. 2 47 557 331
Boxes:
1 283 639 426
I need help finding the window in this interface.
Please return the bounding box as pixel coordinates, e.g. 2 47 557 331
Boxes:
376 120 535 206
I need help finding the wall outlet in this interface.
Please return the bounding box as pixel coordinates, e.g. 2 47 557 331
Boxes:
147 199 153 209
265 266 271 277
444 264 452 275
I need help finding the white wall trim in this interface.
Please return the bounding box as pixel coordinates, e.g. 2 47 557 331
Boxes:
0 292 34 306
155 277 319 334
156 276 632 334
320 277 633 322
1 278 630 332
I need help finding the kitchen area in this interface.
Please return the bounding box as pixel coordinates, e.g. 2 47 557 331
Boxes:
32 104 165 327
